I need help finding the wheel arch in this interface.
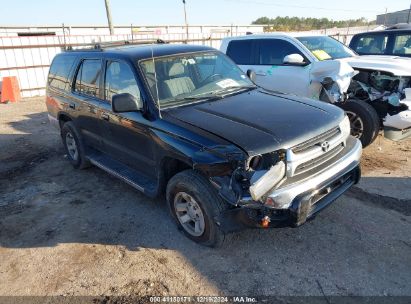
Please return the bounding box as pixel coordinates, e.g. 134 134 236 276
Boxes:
158 156 192 194
57 112 73 129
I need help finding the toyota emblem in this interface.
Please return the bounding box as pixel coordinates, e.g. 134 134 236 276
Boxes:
320 141 330 152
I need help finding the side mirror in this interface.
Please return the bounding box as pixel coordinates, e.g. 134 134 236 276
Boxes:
112 93 142 113
283 53 306 66
246 69 256 83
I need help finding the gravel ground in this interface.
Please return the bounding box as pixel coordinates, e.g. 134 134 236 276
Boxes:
0 97 410 297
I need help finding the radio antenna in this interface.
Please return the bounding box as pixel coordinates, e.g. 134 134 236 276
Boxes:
150 43 161 117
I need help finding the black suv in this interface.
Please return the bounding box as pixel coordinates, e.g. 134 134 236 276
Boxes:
349 28 411 57
46 43 362 247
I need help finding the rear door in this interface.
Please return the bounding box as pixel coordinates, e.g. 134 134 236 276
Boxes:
70 58 104 149
99 59 156 179
225 39 256 75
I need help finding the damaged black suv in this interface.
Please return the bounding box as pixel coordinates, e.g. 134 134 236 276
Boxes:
46 43 362 247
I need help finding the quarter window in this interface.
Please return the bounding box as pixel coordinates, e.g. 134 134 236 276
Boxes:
105 61 141 104
74 59 102 97
393 34 411 55
48 55 76 91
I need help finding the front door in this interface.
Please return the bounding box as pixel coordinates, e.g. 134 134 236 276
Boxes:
100 59 156 179
252 38 311 97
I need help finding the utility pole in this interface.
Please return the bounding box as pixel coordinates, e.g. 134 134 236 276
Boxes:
407 3 411 24
383 7 388 26
104 0 114 35
182 0 189 42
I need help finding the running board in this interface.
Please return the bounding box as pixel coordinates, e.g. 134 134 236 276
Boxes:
88 152 157 197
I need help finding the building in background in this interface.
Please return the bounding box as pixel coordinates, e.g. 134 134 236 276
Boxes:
376 9 411 26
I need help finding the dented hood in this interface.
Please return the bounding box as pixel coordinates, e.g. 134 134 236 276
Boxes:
163 89 344 156
338 55 411 76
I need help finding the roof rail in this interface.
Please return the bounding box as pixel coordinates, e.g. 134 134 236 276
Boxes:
64 38 167 52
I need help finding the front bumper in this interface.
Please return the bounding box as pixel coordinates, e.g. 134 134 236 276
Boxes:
383 100 411 141
216 136 362 232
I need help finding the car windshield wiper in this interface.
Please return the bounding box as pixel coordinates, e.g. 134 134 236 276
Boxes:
211 85 257 95
162 85 257 108
186 85 257 99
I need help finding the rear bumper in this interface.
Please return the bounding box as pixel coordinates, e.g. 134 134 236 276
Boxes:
216 137 362 232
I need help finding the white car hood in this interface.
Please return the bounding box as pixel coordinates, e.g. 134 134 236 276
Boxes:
337 55 411 76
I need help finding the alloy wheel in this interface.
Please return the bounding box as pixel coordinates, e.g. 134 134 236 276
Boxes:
174 192 205 237
65 132 79 161
346 111 364 139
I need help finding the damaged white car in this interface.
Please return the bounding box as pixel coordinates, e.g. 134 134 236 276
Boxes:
221 34 411 147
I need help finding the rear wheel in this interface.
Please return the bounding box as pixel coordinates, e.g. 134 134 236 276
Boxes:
338 100 380 147
61 121 90 169
166 170 229 247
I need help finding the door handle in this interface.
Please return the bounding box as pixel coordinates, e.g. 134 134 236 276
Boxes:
256 71 267 76
101 112 110 121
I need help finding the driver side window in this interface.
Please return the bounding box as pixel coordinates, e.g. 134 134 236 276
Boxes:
105 60 141 107
257 39 305 65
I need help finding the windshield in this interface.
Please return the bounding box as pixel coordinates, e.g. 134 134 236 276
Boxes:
139 51 255 108
297 36 356 60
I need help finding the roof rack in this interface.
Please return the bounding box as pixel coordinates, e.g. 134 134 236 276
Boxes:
385 23 411 30
64 38 167 51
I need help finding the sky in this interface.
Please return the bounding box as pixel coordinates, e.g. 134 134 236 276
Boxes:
1 0 410 26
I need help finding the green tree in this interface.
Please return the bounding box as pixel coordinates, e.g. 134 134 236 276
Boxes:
252 16 374 31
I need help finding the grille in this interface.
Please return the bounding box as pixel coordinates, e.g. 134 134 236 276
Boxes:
292 127 341 154
294 143 344 175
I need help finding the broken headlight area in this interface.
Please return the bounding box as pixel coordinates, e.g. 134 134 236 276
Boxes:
320 77 346 103
339 115 351 139
350 71 411 118
212 151 287 206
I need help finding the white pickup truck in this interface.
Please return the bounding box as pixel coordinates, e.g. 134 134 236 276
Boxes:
221 33 411 147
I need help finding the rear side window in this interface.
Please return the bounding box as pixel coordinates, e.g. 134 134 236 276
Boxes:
226 40 253 65
256 39 305 65
104 60 141 104
393 34 411 55
354 34 388 54
48 55 76 91
74 59 102 97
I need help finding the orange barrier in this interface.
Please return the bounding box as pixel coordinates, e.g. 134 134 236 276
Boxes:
1 76 21 103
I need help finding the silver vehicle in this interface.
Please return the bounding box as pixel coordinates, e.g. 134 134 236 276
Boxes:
221 34 411 147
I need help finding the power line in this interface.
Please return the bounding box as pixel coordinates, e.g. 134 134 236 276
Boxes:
223 0 382 14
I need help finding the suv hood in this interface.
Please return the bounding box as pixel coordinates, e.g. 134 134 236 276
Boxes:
163 89 344 156
338 55 411 76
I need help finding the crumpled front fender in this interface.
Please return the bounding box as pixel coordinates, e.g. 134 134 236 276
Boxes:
310 60 357 95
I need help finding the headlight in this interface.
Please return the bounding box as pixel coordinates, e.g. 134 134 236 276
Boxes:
339 115 351 139
249 161 286 201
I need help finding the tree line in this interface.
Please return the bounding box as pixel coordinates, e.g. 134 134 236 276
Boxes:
252 16 375 31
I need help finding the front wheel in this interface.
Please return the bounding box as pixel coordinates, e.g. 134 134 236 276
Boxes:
338 100 380 147
166 170 229 247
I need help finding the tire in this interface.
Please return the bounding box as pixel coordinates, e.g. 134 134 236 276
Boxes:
338 99 380 147
166 170 229 247
61 121 90 169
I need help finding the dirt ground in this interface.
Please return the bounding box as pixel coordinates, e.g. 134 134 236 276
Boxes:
0 97 410 297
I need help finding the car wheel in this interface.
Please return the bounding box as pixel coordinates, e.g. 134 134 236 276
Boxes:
166 170 229 247
338 99 380 147
61 121 90 169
